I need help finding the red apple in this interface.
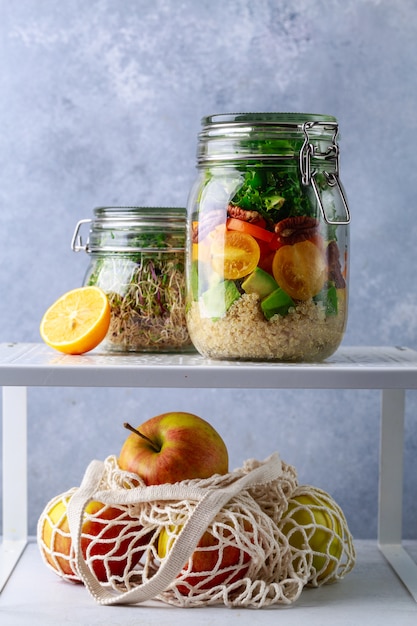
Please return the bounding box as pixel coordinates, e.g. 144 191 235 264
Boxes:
157 521 252 595
39 489 152 583
118 412 229 485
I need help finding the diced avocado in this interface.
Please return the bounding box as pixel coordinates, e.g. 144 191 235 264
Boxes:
261 287 295 320
190 260 222 300
190 260 199 300
314 284 338 316
242 267 279 299
201 280 240 319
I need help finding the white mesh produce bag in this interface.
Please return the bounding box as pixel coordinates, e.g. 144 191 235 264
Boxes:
38 452 355 609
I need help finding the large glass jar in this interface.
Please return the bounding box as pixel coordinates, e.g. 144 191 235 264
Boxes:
71 206 193 352
186 113 350 361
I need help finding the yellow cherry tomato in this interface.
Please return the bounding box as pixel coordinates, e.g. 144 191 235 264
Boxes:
272 240 327 301
210 231 260 280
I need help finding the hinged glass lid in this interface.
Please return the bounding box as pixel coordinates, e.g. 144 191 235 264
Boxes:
71 206 186 254
197 112 339 161
196 113 350 226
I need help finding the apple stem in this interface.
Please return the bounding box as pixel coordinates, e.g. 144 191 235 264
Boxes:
123 422 161 453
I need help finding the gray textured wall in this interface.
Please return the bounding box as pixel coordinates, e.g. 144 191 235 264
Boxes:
1 0 416 538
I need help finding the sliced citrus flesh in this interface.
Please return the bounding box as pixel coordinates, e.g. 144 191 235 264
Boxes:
210 230 260 280
272 240 327 301
40 286 111 354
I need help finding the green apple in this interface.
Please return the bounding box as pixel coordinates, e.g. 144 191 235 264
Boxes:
39 490 151 583
281 488 344 582
118 412 229 485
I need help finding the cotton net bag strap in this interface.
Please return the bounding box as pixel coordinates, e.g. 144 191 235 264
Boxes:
66 452 303 607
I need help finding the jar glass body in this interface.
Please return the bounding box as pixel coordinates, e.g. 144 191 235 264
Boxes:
186 114 350 362
73 207 193 353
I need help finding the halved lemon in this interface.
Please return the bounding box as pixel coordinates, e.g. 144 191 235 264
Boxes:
40 286 111 354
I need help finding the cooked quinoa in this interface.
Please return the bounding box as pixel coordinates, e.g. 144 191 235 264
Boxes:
187 292 346 361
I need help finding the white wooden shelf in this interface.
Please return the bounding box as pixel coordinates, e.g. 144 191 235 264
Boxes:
0 540 415 626
1 342 417 624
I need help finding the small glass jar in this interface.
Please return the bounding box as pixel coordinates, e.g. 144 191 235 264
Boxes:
71 206 193 352
186 113 350 361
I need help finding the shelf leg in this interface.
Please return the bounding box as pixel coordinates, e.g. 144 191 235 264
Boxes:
1 386 28 592
378 388 417 601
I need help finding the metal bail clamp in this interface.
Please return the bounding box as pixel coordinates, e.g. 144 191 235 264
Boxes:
71 219 92 252
300 121 351 226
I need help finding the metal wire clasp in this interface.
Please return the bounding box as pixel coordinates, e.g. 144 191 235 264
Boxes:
300 122 350 226
71 219 92 252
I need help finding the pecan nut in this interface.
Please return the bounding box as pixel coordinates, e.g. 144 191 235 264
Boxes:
227 204 262 223
274 216 320 245
327 240 346 288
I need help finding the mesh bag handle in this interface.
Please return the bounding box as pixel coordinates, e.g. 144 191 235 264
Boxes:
66 453 284 605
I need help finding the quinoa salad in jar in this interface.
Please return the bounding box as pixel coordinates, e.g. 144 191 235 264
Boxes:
186 113 350 361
